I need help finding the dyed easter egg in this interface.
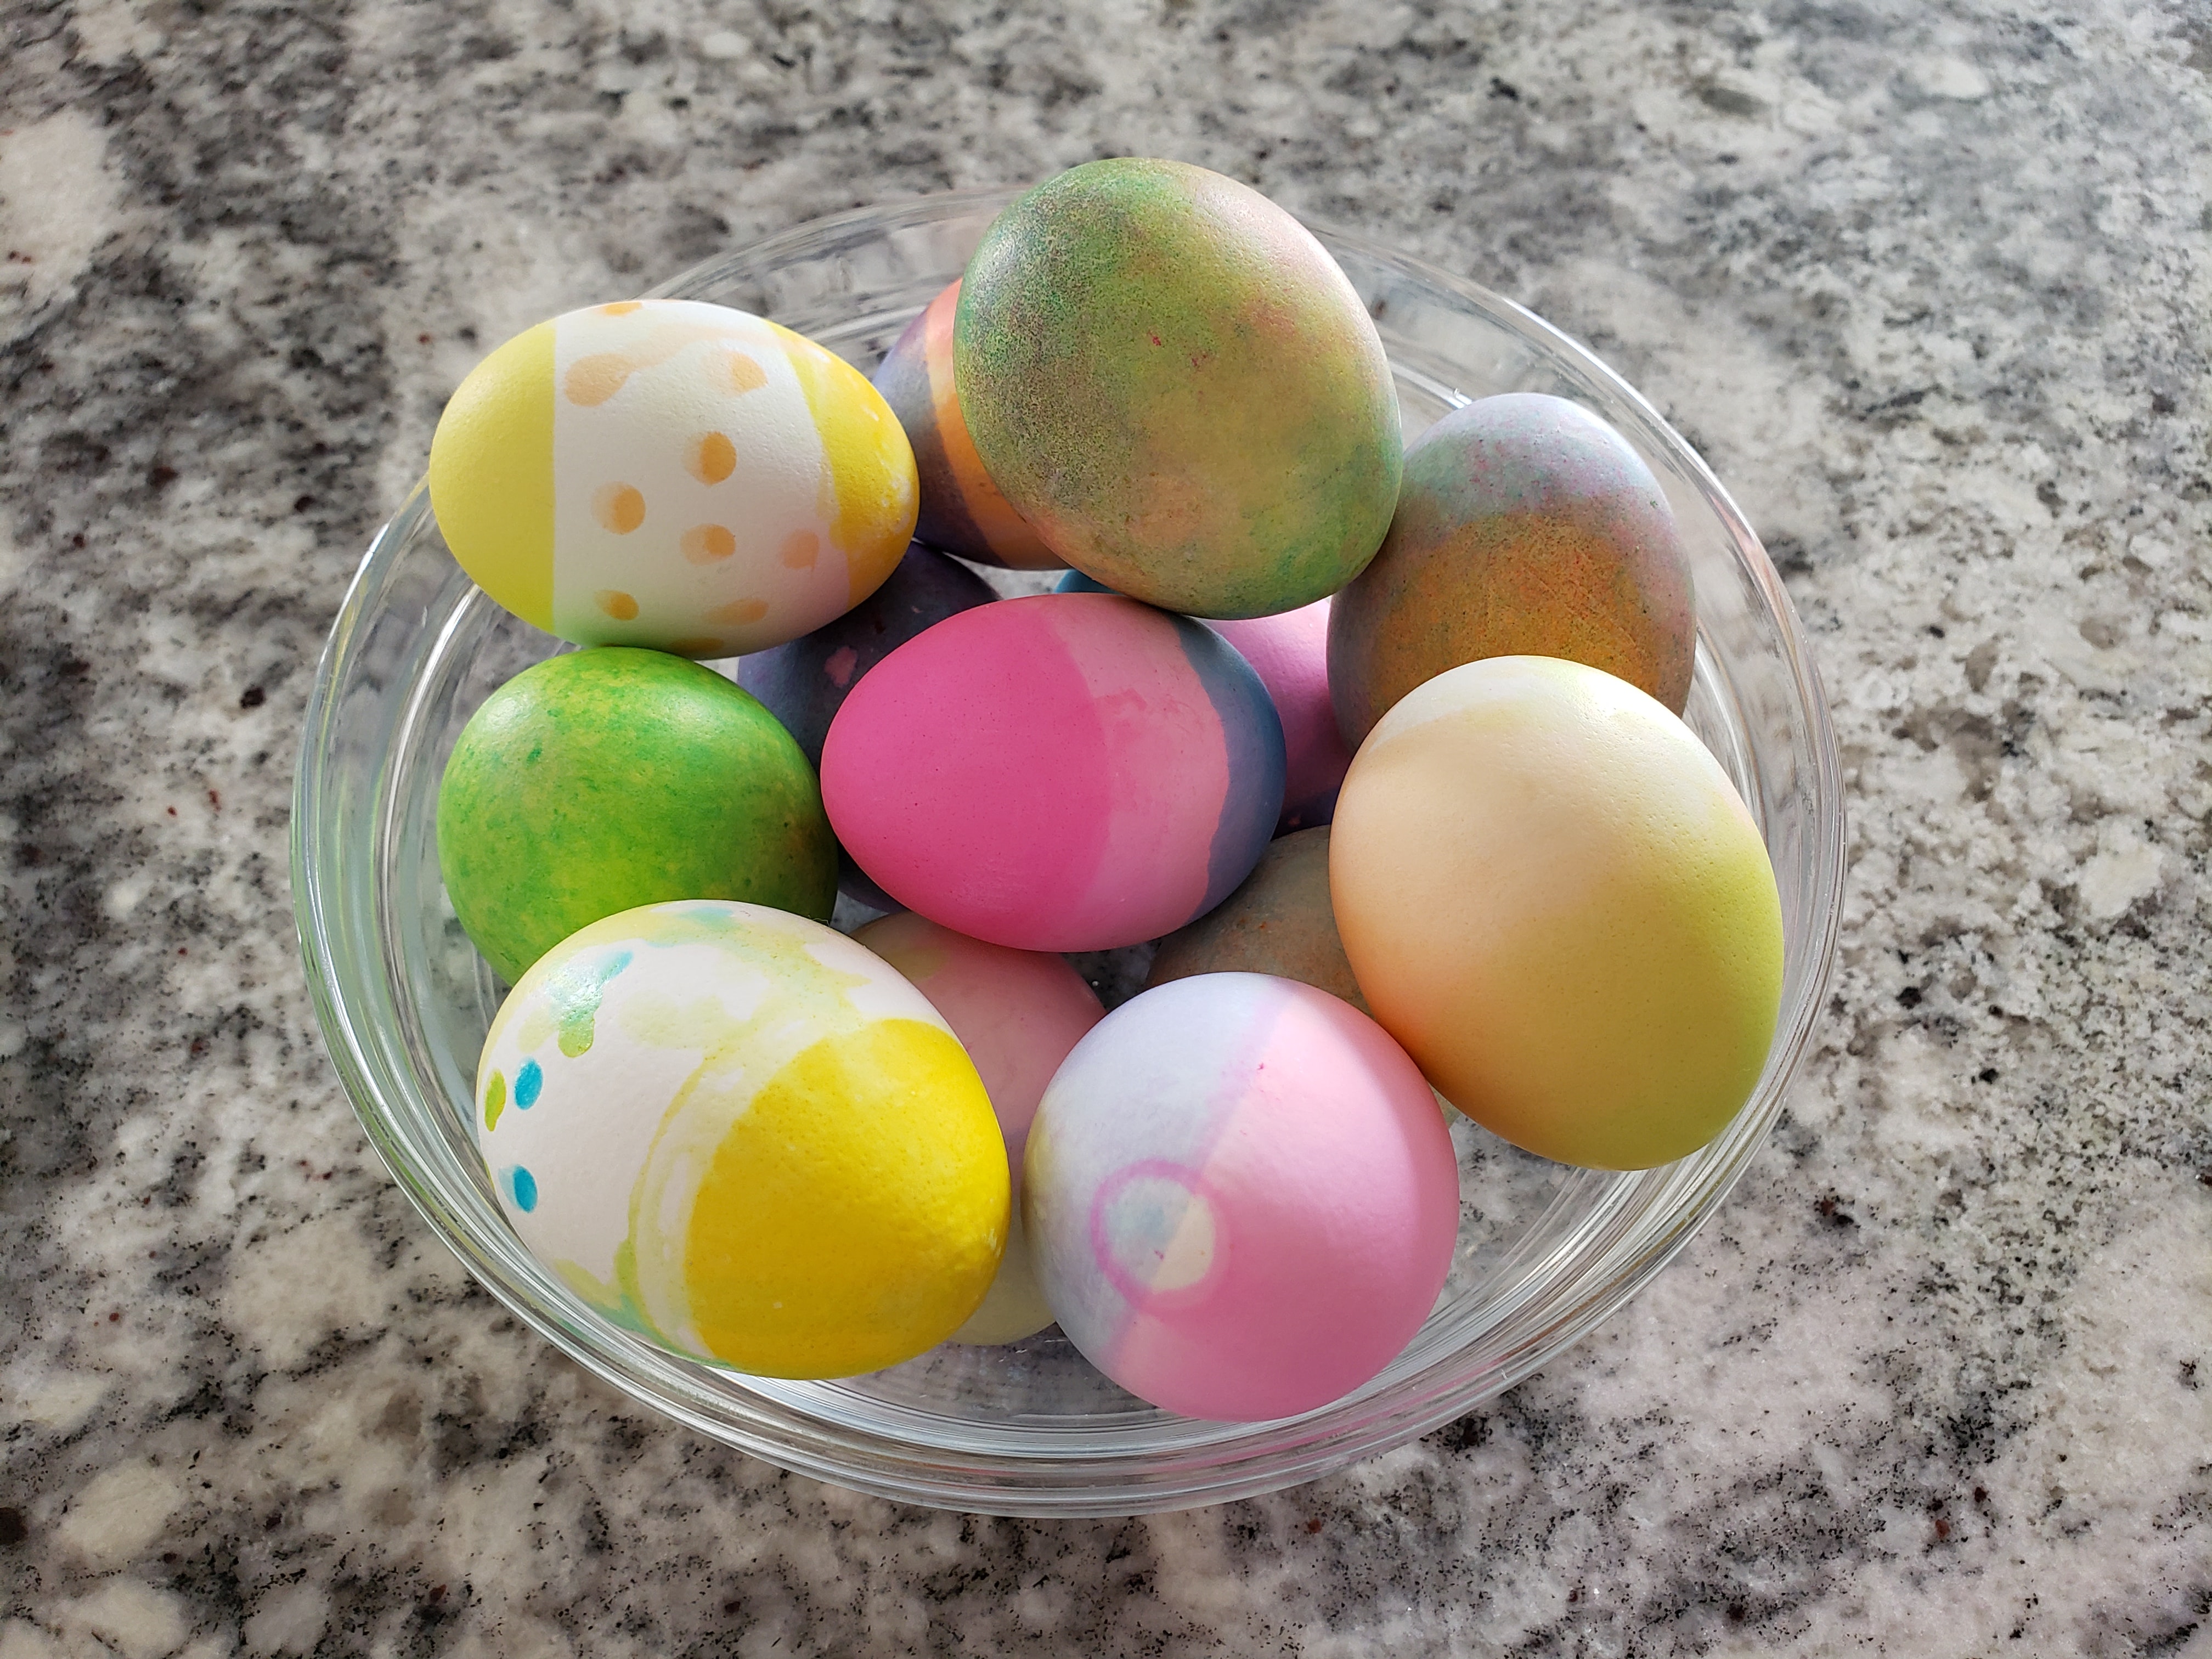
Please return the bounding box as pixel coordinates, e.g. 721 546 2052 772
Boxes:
475 901 1008 1379
872 280 1061 570
1146 828 1366 1013
429 298 918 658
1330 657 1785 1171
736 543 995 767
956 158 1402 618
1205 603 1352 833
819 594 1286 952
1329 393 1695 746
437 648 837 984
1054 574 1351 833
1024 973 1460 1421
854 911 1104 1345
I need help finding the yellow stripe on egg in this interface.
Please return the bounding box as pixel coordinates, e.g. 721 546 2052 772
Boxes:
769 320 919 608
682 1018 1007 1379
427 319 557 631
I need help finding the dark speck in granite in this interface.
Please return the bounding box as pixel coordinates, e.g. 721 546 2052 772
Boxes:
3 1 2209 1655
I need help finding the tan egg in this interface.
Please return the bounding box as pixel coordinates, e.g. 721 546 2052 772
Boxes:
1146 827 1368 1014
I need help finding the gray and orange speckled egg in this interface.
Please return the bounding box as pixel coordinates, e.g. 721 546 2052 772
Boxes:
1328 393 1695 746
872 281 1063 571
1144 827 1367 1014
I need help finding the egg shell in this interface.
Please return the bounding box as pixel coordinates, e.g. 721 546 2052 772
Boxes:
819 593 1286 952
956 159 1402 618
429 298 918 658
1205 604 1352 833
871 280 1062 570
475 900 1008 1379
1023 972 1460 1421
1145 827 1366 1013
1055 573 1351 834
1329 656 1785 1171
855 911 1105 1345
1329 393 1695 744
437 647 837 984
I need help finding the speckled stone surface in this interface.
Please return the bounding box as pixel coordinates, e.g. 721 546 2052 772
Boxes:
4 1 2210 1654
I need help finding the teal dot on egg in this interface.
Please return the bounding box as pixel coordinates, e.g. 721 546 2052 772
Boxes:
506 1166 539 1213
516 1058 543 1108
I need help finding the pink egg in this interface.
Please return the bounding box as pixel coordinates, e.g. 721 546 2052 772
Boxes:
819 594 1286 952
1023 973 1460 1421
1206 601 1353 833
854 911 1105 1344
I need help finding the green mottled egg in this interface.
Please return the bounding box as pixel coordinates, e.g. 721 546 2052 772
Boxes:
955 158 1402 619
437 647 837 983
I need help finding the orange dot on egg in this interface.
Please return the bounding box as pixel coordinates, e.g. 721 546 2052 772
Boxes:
595 590 641 621
681 523 738 564
706 598 771 626
780 528 820 569
565 353 636 407
593 483 647 534
687 433 738 485
725 349 768 394
599 301 644 315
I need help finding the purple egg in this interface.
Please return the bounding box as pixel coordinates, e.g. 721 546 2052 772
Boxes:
738 543 996 768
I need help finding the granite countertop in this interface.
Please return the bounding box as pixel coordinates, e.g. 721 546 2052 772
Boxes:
4 1 2209 1653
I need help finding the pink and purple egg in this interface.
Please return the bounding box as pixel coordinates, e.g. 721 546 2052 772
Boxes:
819 592 1285 952
1022 972 1462 1421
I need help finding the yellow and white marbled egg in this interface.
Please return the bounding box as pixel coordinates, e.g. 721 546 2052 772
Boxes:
430 299 918 658
475 900 1009 1379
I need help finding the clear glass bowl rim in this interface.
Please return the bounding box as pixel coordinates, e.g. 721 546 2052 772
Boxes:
292 184 1847 1517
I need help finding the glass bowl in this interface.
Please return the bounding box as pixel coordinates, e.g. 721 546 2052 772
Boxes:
292 185 1844 1517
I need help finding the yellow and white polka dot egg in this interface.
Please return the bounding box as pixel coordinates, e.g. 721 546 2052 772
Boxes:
429 299 919 658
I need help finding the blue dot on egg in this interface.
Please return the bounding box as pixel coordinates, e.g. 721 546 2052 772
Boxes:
506 1165 539 1213
515 1057 543 1108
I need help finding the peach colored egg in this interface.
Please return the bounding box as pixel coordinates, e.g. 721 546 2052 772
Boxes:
855 912 1104 1345
1145 827 1366 1013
